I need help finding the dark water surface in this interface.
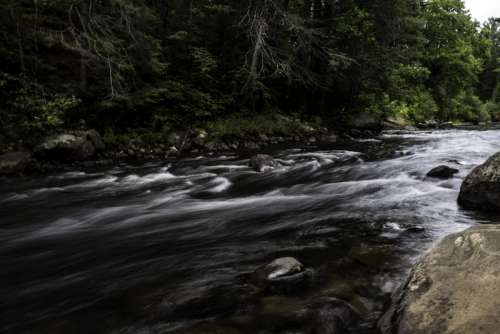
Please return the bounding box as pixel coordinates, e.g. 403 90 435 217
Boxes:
1 130 500 333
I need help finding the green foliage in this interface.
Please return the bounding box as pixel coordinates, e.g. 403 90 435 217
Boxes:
0 0 498 143
449 91 485 122
388 90 439 123
1 85 81 141
483 101 500 121
421 0 483 120
205 113 311 139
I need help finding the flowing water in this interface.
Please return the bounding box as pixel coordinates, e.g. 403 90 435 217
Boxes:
1 130 500 334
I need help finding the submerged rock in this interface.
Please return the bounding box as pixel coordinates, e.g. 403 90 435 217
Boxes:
0 151 32 175
379 225 500 334
426 165 459 179
458 152 500 211
349 243 391 268
301 297 360 334
253 257 312 293
249 154 280 172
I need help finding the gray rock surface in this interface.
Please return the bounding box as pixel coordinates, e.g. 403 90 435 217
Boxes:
379 225 500 334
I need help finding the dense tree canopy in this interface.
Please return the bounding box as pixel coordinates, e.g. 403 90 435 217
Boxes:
0 0 499 145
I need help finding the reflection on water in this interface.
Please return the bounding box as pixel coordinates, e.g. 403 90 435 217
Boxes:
1 130 500 333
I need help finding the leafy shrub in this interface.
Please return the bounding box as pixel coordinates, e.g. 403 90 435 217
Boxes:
387 89 438 123
450 91 483 123
481 101 499 121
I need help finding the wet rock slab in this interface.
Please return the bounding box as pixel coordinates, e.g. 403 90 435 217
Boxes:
379 225 500 334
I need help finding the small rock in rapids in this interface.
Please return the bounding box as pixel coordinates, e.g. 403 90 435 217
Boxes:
426 165 459 179
253 257 313 293
249 154 280 172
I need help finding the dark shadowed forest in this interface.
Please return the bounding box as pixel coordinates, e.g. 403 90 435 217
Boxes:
0 0 499 149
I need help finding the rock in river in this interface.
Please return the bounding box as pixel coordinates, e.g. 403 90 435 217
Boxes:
249 154 280 172
254 257 312 293
302 297 360 334
458 152 500 211
379 225 500 334
426 165 458 179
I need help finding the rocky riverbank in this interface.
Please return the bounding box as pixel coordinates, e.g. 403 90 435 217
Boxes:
380 148 500 334
0 128 340 175
0 116 391 175
3 118 500 176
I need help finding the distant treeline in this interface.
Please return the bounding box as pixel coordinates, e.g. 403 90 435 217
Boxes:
0 0 499 144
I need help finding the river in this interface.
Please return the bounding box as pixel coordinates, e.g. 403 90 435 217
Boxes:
1 130 500 333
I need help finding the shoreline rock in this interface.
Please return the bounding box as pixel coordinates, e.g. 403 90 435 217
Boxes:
33 131 105 162
379 225 500 334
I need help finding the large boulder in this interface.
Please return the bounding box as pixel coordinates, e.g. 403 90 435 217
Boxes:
458 152 500 211
0 152 32 175
34 134 96 161
379 225 500 334
426 165 459 179
249 154 280 172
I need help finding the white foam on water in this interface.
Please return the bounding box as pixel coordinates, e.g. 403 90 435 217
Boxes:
207 177 232 193
384 222 403 231
0 193 30 202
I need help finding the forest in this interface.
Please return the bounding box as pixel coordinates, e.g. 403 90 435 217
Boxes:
0 0 499 148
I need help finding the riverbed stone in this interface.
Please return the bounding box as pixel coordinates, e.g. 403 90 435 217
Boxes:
301 297 360 334
458 152 500 211
426 165 459 178
349 243 391 268
0 151 32 175
253 257 312 294
255 257 304 281
379 225 500 334
249 154 280 172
